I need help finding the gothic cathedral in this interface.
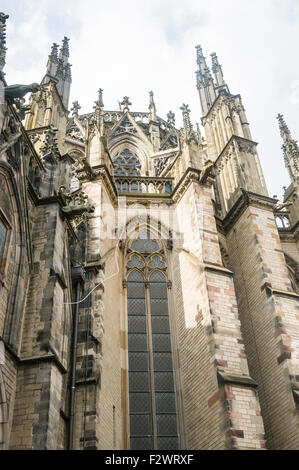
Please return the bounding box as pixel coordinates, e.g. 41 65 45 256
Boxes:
0 12 298 450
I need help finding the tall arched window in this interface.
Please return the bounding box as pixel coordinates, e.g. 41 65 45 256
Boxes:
126 232 179 450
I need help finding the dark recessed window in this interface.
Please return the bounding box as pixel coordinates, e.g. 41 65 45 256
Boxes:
0 219 7 265
127 233 179 450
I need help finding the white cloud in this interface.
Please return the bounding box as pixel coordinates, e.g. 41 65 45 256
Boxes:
3 0 299 198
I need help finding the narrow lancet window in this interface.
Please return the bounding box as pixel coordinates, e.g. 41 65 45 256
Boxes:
126 232 179 450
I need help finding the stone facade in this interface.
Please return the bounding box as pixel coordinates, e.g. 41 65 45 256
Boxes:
0 12 298 450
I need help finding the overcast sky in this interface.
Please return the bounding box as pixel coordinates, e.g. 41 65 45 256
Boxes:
2 0 299 198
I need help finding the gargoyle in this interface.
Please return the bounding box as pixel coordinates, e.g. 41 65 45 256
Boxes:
200 159 214 183
5 83 40 102
274 200 292 211
62 203 95 218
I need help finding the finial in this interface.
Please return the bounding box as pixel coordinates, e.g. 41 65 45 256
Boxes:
149 90 157 121
180 104 193 138
167 111 175 127
180 103 191 115
49 43 59 62
277 113 299 184
210 52 227 88
71 101 81 116
0 12 9 74
121 96 132 112
94 88 104 110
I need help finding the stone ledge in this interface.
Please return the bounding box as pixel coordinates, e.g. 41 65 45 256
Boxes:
0 337 67 374
217 371 258 389
263 284 299 299
204 263 234 276
19 353 67 375
75 376 100 387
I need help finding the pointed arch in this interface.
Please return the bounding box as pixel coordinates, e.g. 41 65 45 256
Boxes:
123 215 174 255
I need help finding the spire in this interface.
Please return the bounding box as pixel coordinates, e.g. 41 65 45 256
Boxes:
0 12 9 75
180 103 194 140
94 88 104 109
46 43 58 77
277 113 291 142
210 52 228 92
59 37 70 65
121 96 131 112
277 113 299 185
54 37 72 109
195 45 216 115
149 91 157 121
94 89 104 127
196 45 208 74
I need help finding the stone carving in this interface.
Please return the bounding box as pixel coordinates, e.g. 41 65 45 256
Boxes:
111 115 137 137
167 110 175 127
0 112 21 154
40 126 60 160
200 159 214 183
60 187 95 227
154 155 173 176
274 200 292 211
70 100 81 116
66 119 85 142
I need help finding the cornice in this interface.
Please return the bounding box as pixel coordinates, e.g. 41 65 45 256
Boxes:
0 336 67 374
278 220 299 241
201 91 242 123
214 134 258 171
77 164 118 205
172 167 202 204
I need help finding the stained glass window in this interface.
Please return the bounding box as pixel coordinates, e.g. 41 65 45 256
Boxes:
0 220 7 265
127 233 179 450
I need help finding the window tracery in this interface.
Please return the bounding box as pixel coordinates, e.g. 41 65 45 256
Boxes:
113 148 141 177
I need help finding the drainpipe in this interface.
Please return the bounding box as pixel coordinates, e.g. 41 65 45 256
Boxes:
68 265 85 450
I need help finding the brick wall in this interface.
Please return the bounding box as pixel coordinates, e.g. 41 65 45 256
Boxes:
226 203 299 449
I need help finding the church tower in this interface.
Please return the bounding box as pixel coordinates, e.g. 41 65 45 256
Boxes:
0 12 298 450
